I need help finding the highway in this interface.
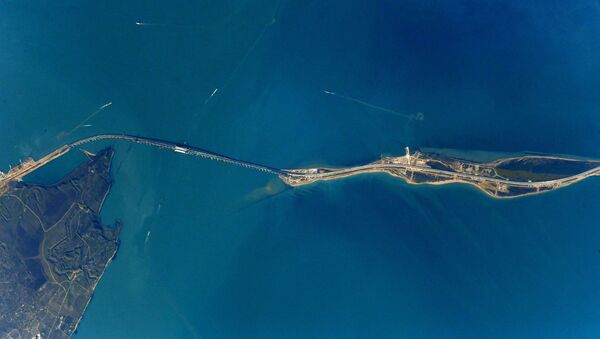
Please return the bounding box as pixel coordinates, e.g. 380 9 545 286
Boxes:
0 134 283 194
70 134 282 175
0 145 71 185
283 161 600 189
1 133 599 198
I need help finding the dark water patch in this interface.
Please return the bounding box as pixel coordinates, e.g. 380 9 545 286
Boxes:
496 158 600 181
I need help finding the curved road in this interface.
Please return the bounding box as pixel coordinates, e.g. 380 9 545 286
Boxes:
2 133 599 198
283 161 600 190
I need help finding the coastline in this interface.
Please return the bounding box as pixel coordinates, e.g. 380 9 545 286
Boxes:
2 134 599 201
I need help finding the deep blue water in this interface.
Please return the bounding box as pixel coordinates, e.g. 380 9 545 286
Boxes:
1 0 600 338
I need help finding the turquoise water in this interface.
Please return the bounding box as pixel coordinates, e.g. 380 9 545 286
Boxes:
2 0 600 338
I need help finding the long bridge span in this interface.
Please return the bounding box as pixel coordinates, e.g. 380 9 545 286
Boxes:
0 133 285 193
2 133 599 199
70 133 284 175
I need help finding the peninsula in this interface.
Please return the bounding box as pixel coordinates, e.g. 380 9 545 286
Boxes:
1 134 599 199
1 135 599 336
281 147 600 198
0 149 120 338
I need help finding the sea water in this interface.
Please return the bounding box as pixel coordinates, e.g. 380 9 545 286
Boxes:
1 0 600 338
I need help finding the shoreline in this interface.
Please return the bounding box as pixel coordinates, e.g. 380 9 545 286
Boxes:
2 133 599 200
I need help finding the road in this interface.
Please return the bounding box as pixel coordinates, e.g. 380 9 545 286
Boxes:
71 134 282 175
0 134 282 193
1 133 598 198
283 161 600 189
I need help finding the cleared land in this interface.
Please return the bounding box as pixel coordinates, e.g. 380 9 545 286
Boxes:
280 149 600 198
0 149 120 338
2 134 599 201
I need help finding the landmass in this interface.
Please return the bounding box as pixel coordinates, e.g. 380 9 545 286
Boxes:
0 135 598 337
282 147 600 198
1 135 599 201
0 148 120 338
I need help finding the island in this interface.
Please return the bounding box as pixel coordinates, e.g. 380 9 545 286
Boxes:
0 149 120 338
281 147 600 198
1 135 599 201
0 135 599 337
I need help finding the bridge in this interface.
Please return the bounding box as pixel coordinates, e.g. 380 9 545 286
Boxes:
1 133 599 199
280 155 600 198
0 133 287 194
70 134 284 175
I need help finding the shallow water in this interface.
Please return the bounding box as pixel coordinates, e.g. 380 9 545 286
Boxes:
1 0 600 338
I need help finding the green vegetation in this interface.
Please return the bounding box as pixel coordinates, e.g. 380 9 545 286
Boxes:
495 168 566 181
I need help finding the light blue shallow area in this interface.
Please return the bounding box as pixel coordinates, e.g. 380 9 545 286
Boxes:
1 0 600 338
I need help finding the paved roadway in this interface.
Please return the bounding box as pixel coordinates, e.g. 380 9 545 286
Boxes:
283 161 600 189
2 133 598 194
71 134 282 175
0 146 70 183
0 134 282 191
